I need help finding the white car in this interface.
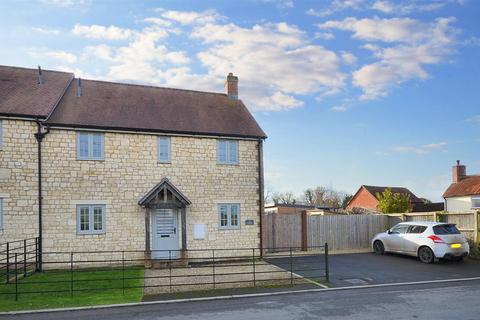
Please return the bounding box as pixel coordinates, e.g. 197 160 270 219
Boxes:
372 221 470 263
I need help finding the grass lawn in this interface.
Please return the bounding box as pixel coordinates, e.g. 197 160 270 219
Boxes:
0 266 144 312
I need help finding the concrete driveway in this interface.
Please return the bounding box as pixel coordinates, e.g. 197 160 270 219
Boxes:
267 252 480 287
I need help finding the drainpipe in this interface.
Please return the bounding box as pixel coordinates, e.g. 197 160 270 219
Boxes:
34 120 50 272
258 139 265 257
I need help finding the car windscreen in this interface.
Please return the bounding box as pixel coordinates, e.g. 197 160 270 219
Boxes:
433 224 460 235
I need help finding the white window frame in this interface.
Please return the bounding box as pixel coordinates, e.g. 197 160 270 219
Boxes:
157 136 171 163
76 132 105 160
76 204 106 235
0 198 3 230
217 140 239 164
472 197 480 209
218 203 241 230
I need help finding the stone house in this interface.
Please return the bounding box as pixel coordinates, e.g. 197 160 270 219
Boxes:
443 161 480 212
0 66 266 264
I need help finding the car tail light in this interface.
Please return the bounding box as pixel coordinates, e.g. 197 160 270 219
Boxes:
428 235 444 243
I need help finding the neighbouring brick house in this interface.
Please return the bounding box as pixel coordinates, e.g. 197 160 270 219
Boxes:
346 185 428 213
0 66 266 264
443 161 480 212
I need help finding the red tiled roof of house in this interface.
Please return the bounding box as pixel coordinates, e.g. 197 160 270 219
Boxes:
443 176 480 198
362 185 422 203
0 65 73 118
47 78 266 139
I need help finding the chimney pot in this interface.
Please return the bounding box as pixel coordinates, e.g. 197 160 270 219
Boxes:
452 160 466 183
225 73 238 100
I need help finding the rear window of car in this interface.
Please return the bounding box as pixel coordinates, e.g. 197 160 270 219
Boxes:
433 224 460 235
408 225 427 234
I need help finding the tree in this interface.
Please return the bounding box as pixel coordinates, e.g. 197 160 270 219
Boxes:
342 194 353 209
376 188 411 213
303 186 349 209
272 192 296 205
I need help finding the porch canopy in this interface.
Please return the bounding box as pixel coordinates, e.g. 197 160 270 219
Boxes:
138 178 191 252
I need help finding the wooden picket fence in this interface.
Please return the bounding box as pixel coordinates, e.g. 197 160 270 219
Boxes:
263 211 480 253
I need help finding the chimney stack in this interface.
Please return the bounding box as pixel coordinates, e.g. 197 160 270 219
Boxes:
37 65 44 85
225 73 238 100
76 78 82 97
452 160 466 183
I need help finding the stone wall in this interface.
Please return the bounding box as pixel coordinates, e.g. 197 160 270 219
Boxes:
0 119 39 242
41 128 260 258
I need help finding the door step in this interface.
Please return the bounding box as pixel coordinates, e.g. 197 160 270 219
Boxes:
149 259 188 269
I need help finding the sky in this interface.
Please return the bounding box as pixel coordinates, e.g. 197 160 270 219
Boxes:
0 0 479 201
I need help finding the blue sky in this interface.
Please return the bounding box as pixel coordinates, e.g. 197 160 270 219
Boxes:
0 0 479 201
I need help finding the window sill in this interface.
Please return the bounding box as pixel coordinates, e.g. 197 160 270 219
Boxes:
217 162 240 166
218 227 241 231
157 161 172 164
77 232 106 236
76 158 105 162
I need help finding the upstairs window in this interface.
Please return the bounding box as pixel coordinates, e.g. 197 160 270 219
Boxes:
157 136 171 163
218 204 240 230
76 204 106 235
77 132 104 160
472 197 480 209
217 140 238 164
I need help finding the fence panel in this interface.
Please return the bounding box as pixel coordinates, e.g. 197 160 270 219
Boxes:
263 213 302 252
445 213 476 244
307 215 389 251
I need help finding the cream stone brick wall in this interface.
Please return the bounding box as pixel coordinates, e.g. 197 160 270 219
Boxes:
41 128 260 259
0 119 39 242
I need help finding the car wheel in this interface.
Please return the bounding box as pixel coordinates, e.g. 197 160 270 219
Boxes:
418 247 435 264
373 241 385 255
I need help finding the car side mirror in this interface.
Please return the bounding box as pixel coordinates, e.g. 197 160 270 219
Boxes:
387 229 392 234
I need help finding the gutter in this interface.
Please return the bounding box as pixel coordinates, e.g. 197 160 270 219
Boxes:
45 122 267 140
258 139 265 256
34 120 50 271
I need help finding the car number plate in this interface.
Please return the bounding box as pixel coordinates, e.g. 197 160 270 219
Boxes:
450 244 462 249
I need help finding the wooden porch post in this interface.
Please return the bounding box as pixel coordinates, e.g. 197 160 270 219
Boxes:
145 209 151 266
181 207 187 251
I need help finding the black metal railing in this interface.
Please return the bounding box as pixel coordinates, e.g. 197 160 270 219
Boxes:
0 243 329 301
0 237 39 284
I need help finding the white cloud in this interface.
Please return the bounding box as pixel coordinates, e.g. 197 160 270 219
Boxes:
372 1 446 15
341 51 357 65
319 17 436 43
40 0 88 7
155 8 222 25
321 16 458 99
314 32 335 40
29 48 77 64
393 141 448 154
73 24 134 40
261 0 294 8
306 0 365 17
32 27 61 35
330 105 347 112
465 115 480 124
192 22 345 110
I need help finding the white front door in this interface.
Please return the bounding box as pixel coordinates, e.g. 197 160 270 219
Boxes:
152 209 179 259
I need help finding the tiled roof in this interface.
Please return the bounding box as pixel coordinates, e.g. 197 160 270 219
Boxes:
443 176 480 198
47 78 266 139
0 65 73 118
362 185 422 203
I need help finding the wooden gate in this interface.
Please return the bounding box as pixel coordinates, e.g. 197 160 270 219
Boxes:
263 212 302 252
